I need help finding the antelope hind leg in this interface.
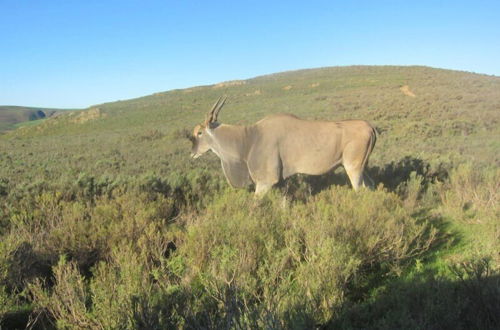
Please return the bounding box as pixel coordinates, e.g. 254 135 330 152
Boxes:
255 182 274 197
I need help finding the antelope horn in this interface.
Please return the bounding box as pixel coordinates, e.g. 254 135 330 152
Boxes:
212 96 226 122
205 96 221 124
205 96 226 125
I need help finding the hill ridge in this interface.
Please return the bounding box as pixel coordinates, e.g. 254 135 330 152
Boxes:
85 65 498 111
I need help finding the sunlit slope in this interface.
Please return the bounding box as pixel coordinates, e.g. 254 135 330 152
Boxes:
2 66 499 183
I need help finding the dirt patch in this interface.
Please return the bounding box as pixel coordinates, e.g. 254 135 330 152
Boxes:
183 86 206 93
400 85 416 97
245 90 261 96
71 107 106 124
310 83 320 88
282 85 293 91
213 80 246 89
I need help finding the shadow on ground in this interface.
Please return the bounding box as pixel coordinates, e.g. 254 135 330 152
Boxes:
330 267 500 330
279 156 450 199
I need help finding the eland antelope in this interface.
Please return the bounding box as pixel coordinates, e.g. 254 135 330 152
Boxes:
190 97 377 196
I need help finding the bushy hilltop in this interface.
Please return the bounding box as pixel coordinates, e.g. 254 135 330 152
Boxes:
0 66 499 329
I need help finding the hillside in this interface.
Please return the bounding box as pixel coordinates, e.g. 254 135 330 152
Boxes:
5 66 499 168
1 66 499 329
0 106 75 132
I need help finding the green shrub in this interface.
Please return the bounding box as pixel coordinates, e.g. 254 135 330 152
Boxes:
1 256 16 319
30 256 95 329
2 190 176 292
333 256 500 330
74 173 120 201
440 164 499 222
30 242 185 329
179 187 438 326
0 177 8 197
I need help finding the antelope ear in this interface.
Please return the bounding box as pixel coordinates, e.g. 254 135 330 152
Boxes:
220 158 252 188
207 122 220 130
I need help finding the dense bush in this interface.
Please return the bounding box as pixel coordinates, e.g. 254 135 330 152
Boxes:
1 182 439 328
439 164 499 222
0 161 498 328
0 159 498 329
333 257 500 329
178 187 437 327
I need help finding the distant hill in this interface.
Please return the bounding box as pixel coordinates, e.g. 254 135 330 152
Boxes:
0 106 76 131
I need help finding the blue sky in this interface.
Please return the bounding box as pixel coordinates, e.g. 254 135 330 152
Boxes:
1 0 499 108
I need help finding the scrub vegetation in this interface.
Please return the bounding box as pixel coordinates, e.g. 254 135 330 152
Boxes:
0 66 499 329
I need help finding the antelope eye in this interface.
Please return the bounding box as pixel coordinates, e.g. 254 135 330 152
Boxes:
197 131 202 136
